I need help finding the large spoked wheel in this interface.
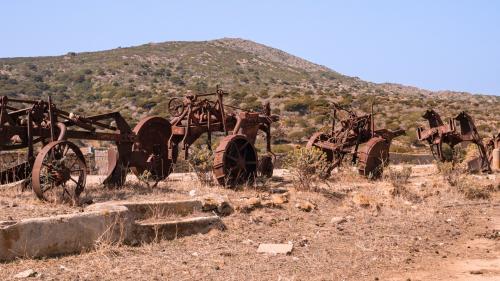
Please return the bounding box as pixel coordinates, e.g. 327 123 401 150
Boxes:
306 132 334 162
357 137 390 179
131 116 173 186
213 135 258 187
32 140 87 203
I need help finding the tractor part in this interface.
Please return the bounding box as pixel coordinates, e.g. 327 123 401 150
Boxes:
357 137 390 178
417 109 491 173
213 134 258 186
32 140 86 203
167 86 279 186
306 102 405 179
257 154 274 178
130 116 173 185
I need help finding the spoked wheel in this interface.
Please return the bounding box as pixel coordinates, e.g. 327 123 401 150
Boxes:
213 135 258 186
130 116 173 186
168 98 185 117
32 140 87 203
357 137 390 179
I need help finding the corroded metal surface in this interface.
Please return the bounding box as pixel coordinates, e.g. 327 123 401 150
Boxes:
213 134 258 186
0 95 171 202
417 109 491 172
306 102 405 178
32 140 86 202
130 116 172 185
167 86 279 186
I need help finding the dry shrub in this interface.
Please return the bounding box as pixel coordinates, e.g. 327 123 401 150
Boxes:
385 166 412 186
436 161 462 186
94 215 126 258
437 160 496 200
456 179 495 200
385 166 421 202
284 147 331 191
188 146 214 186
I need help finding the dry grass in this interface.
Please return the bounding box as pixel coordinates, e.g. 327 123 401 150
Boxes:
283 147 332 191
1 166 499 280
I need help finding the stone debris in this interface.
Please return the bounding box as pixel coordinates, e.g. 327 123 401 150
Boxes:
295 201 316 212
14 269 37 278
352 194 371 208
262 193 289 207
239 197 262 213
257 243 293 255
270 188 289 194
200 194 234 216
330 216 347 225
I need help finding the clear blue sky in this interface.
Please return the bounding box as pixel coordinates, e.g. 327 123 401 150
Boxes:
1 0 499 95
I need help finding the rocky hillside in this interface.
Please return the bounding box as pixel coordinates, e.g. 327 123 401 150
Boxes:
0 38 498 152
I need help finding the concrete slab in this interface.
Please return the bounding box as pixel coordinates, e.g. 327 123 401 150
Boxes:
0 198 228 261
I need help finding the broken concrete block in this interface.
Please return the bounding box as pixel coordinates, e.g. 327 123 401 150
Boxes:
257 243 293 254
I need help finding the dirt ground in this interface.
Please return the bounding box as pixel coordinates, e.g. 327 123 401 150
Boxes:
0 165 499 281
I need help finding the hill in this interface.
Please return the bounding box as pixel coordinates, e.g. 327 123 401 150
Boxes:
0 38 498 152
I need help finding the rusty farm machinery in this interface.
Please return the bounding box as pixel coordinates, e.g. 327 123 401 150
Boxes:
0 95 173 202
0 87 279 202
417 109 499 172
306 102 405 178
167 87 279 185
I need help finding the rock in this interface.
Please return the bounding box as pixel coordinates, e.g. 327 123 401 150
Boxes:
200 194 234 216
470 270 483 275
270 188 288 194
239 197 262 213
271 193 289 204
14 269 37 278
189 190 197 197
295 201 316 212
262 193 289 207
257 243 293 255
330 216 347 225
352 194 371 208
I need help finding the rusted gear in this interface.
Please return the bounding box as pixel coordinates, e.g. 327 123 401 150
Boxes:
130 116 172 184
357 137 390 179
32 140 86 203
168 98 185 117
213 134 258 186
306 132 334 162
257 154 274 178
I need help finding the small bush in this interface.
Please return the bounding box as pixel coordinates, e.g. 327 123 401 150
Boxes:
385 166 412 186
437 161 462 186
284 147 331 191
188 146 214 186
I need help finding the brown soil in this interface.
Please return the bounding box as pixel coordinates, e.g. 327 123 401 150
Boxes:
0 165 499 281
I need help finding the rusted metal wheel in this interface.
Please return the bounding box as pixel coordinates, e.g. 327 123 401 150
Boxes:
102 147 128 187
258 155 274 178
168 98 185 117
130 116 172 185
306 132 334 162
357 137 390 179
32 140 86 203
213 134 258 186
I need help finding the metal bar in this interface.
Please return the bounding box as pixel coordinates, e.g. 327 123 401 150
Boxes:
48 96 56 141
